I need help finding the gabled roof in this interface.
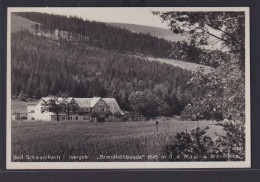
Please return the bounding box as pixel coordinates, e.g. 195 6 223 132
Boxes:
73 97 102 108
90 97 101 107
35 97 73 107
41 96 73 102
103 98 123 115
72 97 123 115
73 98 92 107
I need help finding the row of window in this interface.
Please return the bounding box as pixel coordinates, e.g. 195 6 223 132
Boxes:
82 108 91 111
53 116 66 120
81 107 106 112
96 107 106 112
69 116 90 120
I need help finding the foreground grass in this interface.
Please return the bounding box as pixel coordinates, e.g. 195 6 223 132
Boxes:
11 119 225 162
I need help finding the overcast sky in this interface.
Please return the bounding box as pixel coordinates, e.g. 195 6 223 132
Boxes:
12 7 174 29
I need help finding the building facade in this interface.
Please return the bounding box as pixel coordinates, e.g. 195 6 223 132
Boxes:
27 96 123 121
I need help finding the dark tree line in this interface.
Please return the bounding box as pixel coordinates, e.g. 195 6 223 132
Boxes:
15 12 172 58
14 12 228 67
11 31 209 117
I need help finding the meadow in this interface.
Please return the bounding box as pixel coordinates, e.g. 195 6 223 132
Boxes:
11 119 225 162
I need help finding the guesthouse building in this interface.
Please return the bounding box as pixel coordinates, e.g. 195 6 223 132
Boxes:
27 96 123 121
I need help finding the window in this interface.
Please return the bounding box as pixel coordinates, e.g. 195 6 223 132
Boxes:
61 116 66 120
99 101 104 105
83 116 89 120
70 116 72 120
102 108 106 111
76 116 78 120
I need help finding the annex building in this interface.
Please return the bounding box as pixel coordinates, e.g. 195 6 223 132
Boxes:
27 96 123 121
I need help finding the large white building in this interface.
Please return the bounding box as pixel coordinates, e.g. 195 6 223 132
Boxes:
27 96 123 121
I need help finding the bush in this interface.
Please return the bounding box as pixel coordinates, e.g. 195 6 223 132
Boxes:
165 127 215 161
165 122 245 161
215 120 245 160
121 112 147 122
181 97 223 121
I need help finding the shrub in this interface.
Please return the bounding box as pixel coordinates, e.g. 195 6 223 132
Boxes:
121 112 147 122
215 120 245 161
165 122 245 161
165 127 215 161
181 97 223 121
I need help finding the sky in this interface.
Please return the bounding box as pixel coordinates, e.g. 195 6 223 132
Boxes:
12 7 174 29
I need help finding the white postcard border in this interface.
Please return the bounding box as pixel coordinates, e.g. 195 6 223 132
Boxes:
6 7 251 169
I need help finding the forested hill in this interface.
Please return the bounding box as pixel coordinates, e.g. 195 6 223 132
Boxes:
14 12 172 58
11 12 224 117
13 12 229 67
12 31 207 116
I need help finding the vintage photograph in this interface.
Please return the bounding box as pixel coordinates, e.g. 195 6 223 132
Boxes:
6 7 250 169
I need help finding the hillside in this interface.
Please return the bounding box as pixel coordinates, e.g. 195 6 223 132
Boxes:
11 31 209 116
12 13 209 72
11 13 40 33
130 54 211 73
12 13 188 43
12 12 228 67
13 12 173 58
109 22 189 42
10 12 225 118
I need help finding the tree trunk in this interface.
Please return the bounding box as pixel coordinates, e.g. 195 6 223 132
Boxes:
56 112 59 121
67 111 70 120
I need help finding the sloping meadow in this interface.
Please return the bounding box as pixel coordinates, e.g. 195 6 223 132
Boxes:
11 119 224 162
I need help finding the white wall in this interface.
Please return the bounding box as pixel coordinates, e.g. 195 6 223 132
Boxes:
27 105 35 113
33 100 52 121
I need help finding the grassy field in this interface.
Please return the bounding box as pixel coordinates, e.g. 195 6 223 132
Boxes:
11 119 225 162
11 14 40 33
133 55 212 73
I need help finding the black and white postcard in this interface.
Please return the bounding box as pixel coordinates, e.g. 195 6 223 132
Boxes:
6 7 250 169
